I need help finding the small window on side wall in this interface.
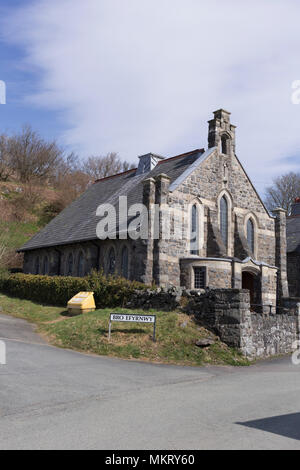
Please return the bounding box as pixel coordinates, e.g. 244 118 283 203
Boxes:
34 256 40 275
121 246 129 279
67 253 73 276
194 267 206 289
108 248 116 275
78 252 85 277
43 256 49 275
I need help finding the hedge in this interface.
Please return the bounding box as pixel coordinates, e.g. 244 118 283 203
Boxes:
0 271 148 308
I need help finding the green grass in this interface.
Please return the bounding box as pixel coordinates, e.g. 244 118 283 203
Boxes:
0 293 250 367
0 221 40 250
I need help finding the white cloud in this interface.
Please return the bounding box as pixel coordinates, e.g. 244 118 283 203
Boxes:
3 0 300 193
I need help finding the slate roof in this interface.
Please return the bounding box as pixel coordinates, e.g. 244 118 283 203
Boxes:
19 149 204 252
287 215 300 253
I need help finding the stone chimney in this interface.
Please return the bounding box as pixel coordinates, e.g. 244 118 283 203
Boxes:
290 197 300 216
136 153 165 175
208 109 236 155
273 207 289 302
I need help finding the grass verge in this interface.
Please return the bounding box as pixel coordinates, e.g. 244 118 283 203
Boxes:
0 293 250 366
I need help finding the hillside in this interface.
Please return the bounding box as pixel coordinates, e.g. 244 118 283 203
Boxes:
0 125 136 273
0 180 62 271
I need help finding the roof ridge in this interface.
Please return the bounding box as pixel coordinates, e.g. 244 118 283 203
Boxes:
93 149 204 183
158 148 205 165
94 167 137 184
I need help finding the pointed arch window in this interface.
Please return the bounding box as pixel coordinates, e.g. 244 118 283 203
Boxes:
43 256 49 275
247 218 255 253
78 251 85 277
108 248 116 275
35 256 40 275
67 253 73 276
220 196 228 248
190 204 199 255
121 246 129 279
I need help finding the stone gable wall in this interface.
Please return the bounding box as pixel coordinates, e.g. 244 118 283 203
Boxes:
160 149 276 287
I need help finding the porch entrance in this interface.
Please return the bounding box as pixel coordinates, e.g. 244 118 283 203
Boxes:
242 270 262 312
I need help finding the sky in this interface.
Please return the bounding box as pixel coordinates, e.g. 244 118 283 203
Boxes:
0 0 300 196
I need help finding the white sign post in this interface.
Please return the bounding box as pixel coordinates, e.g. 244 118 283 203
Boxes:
108 313 156 342
0 340 6 365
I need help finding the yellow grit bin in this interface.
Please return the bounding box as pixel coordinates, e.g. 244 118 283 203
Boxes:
67 292 96 315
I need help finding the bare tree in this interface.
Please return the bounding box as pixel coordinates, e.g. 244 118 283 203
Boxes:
0 231 8 268
7 125 63 183
265 172 300 214
84 153 135 181
0 135 12 181
55 170 91 206
50 151 81 188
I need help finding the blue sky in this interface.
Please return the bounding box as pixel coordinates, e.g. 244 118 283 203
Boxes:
0 0 62 141
0 0 300 196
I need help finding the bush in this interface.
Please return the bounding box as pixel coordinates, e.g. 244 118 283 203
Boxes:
38 199 65 225
0 271 147 308
0 267 9 280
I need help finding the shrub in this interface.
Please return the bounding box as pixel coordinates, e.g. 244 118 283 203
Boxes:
0 270 147 308
38 199 65 225
0 267 9 280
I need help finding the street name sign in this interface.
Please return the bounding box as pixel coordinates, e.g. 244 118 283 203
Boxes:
108 313 156 341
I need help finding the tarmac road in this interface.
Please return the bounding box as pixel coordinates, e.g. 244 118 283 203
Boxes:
0 312 300 450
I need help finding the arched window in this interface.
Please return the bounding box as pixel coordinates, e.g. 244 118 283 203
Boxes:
35 256 40 275
221 134 229 155
220 196 228 248
247 218 255 253
43 256 49 275
78 251 85 277
190 204 199 255
108 248 116 275
121 246 129 279
67 253 73 276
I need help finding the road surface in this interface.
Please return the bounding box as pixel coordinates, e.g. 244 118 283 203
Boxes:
0 313 300 450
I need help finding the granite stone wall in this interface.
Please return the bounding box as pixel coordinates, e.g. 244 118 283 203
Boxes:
185 288 300 358
23 239 136 280
246 310 299 358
